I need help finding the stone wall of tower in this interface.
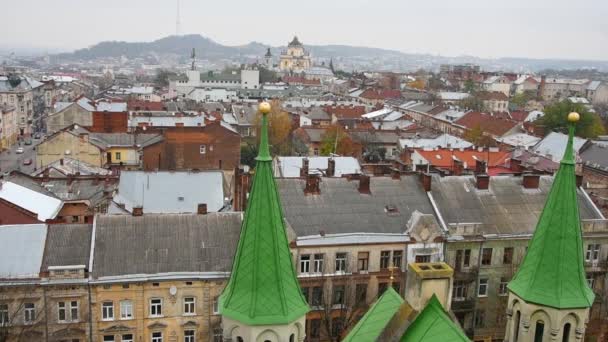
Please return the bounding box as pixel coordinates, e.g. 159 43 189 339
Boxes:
504 292 589 342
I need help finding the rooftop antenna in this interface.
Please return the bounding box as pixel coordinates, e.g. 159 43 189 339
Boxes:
191 48 196 71
176 0 181 36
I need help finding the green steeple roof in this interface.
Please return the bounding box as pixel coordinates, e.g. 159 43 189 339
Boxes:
219 105 309 325
400 295 470 342
343 287 404 342
508 115 595 309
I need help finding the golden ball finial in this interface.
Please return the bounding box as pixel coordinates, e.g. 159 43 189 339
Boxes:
259 101 271 115
568 112 580 122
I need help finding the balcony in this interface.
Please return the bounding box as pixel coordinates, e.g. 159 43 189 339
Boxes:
451 298 475 312
454 266 479 282
585 260 608 273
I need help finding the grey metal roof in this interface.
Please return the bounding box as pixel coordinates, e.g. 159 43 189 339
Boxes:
0 224 47 279
580 143 608 171
88 133 163 149
532 132 588 162
429 175 602 235
274 157 361 177
41 224 92 271
113 171 225 214
31 158 112 177
277 176 435 236
91 213 242 278
350 131 400 145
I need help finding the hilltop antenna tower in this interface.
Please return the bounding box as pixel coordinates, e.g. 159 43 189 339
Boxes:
191 48 196 70
176 0 181 36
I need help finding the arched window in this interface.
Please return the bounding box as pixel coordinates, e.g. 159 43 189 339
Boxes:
513 310 521 342
237 337 244 342
562 323 571 342
290 334 295 342
534 320 545 342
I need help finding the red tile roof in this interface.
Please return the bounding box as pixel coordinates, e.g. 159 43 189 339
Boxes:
455 112 519 137
414 148 511 169
359 89 402 100
283 76 321 85
324 105 367 119
510 111 529 122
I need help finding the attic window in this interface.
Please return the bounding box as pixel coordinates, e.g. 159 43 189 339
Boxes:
178 197 185 201
384 205 400 216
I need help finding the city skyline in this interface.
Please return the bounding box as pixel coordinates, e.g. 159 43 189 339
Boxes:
1 0 608 61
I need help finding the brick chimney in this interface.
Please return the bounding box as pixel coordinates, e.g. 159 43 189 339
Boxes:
67 174 74 185
475 173 490 190
523 173 540 189
391 168 401 180
453 159 464 176
132 206 144 216
300 158 310 178
475 159 487 175
233 167 252 211
304 174 320 195
327 158 336 177
510 158 524 173
60 158 64 166
197 203 208 215
419 173 431 192
358 175 371 194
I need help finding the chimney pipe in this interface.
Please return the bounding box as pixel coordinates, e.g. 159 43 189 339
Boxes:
391 168 401 180
60 158 64 166
475 159 487 175
132 206 144 216
300 158 310 178
522 173 540 189
475 173 490 190
358 175 371 194
510 158 524 173
421 173 432 192
327 158 336 177
197 203 208 215
453 159 464 176
304 174 320 195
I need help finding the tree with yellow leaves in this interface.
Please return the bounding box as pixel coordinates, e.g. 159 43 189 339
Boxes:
254 99 293 155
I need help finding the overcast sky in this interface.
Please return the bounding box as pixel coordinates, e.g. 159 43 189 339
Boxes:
2 0 607 60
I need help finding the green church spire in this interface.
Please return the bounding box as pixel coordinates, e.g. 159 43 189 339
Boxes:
219 101 309 325
508 112 595 309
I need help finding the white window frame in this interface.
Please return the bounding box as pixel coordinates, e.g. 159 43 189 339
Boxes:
586 244 600 262
478 278 488 297
0 304 8 326
300 254 311 274
150 298 163 317
199 145 206 154
499 280 509 296
183 297 196 315
120 300 133 320
335 253 347 273
313 254 324 273
57 302 67 322
184 329 195 342
212 297 219 315
102 301 114 321
69 301 79 322
152 331 163 342
453 281 467 300
24 303 35 323
122 334 134 342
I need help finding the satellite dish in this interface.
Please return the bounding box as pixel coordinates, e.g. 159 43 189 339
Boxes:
169 286 177 296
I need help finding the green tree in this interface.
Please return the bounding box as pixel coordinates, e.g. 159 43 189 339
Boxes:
460 94 485 111
539 100 606 138
464 124 497 147
463 79 477 93
510 90 537 109
320 126 356 156
240 143 258 169
154 69 177 88
253 99 293 155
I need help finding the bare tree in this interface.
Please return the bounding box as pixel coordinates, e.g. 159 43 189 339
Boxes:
0 285 46 342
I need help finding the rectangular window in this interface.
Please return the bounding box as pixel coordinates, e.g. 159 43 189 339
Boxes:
102 301 114 321
355 283 367 303
183 297 195 315
464 249 471 267
312 287 323 307
453 280 468 300
378 283 388 298
415 254 431 263
301 287 310 303
300 254 311 274
335 253 347 273
103 336 115 342
115 152 121 160
212 296 219 315
313 254 324 273
24 303 35 323
213 328 223 342
481 248 493 266
586 244 600 262
120 300 133 320
499 277 509 296
0 304 8 325
199 145 206 154
70 301 78 321
310 319 321 338
380 251 390 269
392 250 403 268
313 148 319 156
357 252 369 272
332 317 344 337
150 298 162 317
58 302 66 322
122 334 134 342
152 332 163 342
503 247 514 264
478 278 488 297
184 330 195 342
332 285 345 305
587 274 594 289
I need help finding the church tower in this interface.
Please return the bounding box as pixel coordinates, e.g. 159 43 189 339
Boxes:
264 48 273 69
504 112 594 342
219 102 310 342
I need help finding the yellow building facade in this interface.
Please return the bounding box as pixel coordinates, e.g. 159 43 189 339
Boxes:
279 36 312 73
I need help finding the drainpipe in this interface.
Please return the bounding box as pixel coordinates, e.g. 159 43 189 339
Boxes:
43 286 49 342
471 238 485 337
88 283 93 342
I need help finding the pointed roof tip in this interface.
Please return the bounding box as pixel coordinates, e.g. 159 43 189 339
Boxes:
508 111 595 309
255 102 272 162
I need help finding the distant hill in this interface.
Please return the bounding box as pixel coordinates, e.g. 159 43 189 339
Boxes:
54 34 408 61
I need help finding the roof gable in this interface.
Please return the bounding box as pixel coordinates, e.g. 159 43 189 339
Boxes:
400 295 470 342
343 287 404 342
